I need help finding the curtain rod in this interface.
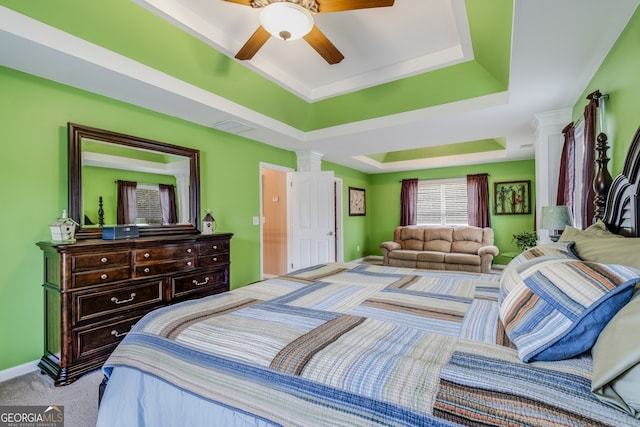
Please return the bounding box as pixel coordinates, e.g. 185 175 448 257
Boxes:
114 181 175 186
570 91 609 130
398 174 490 183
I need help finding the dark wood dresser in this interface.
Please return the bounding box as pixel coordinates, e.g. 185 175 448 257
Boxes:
36 233 232 386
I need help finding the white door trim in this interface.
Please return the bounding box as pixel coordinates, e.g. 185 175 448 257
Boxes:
334 177 344 263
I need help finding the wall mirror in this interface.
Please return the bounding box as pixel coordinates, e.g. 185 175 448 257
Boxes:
68 123 201 239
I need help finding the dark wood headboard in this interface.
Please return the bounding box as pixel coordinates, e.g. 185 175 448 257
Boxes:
602 126 640 237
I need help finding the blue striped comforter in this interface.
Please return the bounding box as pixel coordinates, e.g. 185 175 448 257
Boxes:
103 262 639 426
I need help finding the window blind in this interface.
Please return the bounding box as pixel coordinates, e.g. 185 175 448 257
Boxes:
136 185 163 224
417 178 468 226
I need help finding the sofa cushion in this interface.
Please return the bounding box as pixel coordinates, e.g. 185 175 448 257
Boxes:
451 227 484 254
399 227 425 251
416 251 446 263
422 227 453 252
444 252 481 266
451 240 482 255
388 250 419 261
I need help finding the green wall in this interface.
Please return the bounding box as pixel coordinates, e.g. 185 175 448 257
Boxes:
0 65 378 371
323 161 370 262
0 66 301 370
367 160 536 265
573 6 640 174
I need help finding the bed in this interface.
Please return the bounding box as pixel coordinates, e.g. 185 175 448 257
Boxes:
97 130 640 427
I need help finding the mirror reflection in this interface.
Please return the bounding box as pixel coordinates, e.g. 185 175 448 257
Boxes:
81 139 191 227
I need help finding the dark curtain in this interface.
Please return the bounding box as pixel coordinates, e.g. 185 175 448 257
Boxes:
557 122 576 208
580 92 599 226
467 173 490 227
116 180 137 224
159 184 177 224
400 179 418 226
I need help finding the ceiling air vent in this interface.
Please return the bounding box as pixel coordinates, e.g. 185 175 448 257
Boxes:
213 120 255 135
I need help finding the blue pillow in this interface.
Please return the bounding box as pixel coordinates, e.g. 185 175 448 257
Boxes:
499 257 639 362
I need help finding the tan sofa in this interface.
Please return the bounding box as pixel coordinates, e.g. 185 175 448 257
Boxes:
380 225 499 273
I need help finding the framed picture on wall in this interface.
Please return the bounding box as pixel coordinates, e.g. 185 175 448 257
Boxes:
349 187 366 216
494 180 531 215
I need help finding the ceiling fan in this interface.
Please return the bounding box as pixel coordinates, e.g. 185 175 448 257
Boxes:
225 0 395 64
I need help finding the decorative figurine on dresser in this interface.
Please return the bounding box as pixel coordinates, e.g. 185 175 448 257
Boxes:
37 123 233 386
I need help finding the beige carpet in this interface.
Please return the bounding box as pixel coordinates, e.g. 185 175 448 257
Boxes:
0 369 102 427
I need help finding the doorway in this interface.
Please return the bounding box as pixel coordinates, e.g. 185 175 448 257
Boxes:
259 163 343 279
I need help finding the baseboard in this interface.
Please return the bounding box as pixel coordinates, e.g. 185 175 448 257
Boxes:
0 360 39 383
351 255 383 263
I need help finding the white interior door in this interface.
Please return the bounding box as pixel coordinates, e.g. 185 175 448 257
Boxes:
288 171 336 271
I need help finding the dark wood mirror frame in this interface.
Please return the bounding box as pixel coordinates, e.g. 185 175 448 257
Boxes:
68 123 201 239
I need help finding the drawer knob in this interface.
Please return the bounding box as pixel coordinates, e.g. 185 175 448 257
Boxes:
212 257 218 262
100 274 108 280
144 252 150 259
111 293 136 305
187 248 193 254
144 267 150 273
192 277 210 286
111 329 128 338
212 245 218 250
186 261 193 267
101 257 108 263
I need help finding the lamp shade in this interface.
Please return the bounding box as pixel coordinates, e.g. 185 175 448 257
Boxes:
541 206 573 241
260 2 314 41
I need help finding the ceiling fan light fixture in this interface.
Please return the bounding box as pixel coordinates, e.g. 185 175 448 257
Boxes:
259 2 314 41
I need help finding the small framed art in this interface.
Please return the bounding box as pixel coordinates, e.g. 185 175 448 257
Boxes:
494 180 531 215
349 187 366 216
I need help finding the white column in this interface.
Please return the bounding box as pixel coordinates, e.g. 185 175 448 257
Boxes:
532 108 572 243
296 150 324 172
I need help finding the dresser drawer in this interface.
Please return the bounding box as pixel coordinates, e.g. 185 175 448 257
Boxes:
73 266 132 288
171 268 229 300
198 240 229 256
198 252 229 268
37 233 233 386
74 315 143 361
72 251 131 271
135 244 196 262
135 258 195 277
74 279 163 324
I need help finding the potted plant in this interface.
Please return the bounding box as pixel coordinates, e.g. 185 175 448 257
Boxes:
512 231 538 251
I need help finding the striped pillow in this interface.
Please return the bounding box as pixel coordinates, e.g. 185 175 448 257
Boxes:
499 257 640 362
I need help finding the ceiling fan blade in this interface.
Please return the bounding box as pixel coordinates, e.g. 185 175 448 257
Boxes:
316 0 394 13
223 0 253 6
304 26 344 64
235 26 271 60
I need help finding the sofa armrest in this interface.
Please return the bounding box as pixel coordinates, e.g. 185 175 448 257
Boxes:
380 241 401 252
380 241 401 266
478 245 499 257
